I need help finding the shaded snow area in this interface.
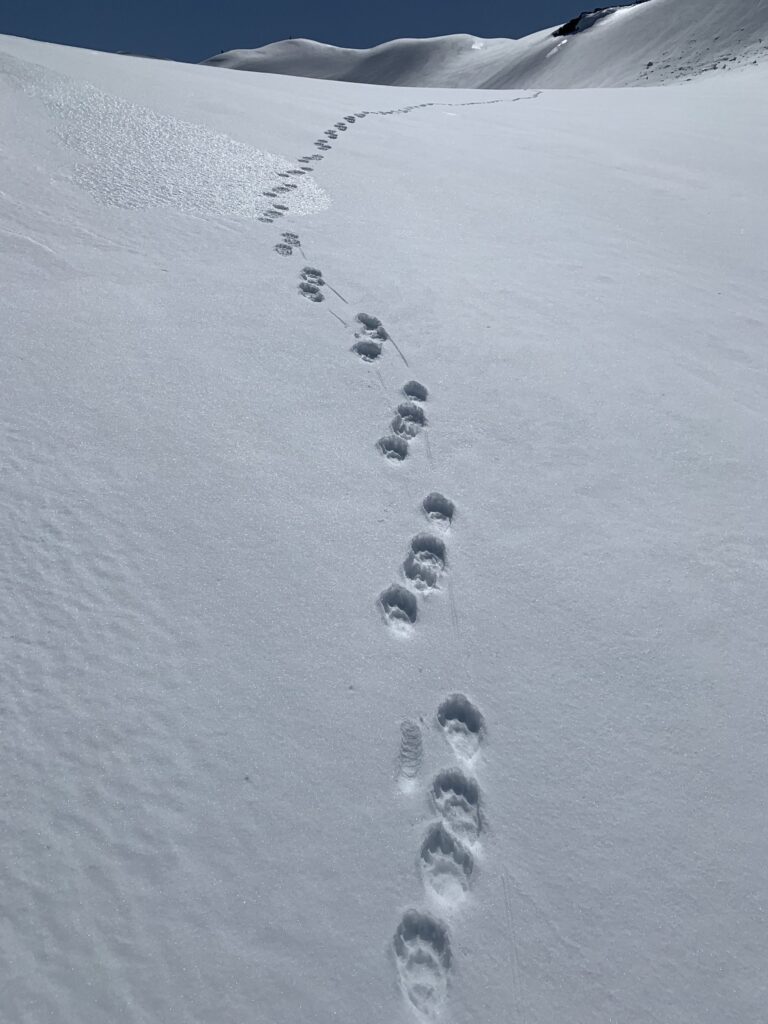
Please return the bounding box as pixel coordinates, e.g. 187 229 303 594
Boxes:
2 20 768 1024
205 0 768 88
553 3 652 38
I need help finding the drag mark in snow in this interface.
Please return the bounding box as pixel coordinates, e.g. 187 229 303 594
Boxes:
393 911 452 1019
382 329 409 367
326 281 349 304
328 309 348 328
502 870 526 1024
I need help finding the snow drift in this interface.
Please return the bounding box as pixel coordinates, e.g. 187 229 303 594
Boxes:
203 0 768 87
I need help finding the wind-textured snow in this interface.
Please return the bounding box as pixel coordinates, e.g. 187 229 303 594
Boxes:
2 6 768 1024
204 0 768 88
2 51 327 218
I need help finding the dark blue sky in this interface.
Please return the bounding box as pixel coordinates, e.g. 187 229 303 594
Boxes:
1 2 631 64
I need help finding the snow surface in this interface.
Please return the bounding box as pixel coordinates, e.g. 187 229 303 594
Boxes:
2 12 768 1024
204 0 768 88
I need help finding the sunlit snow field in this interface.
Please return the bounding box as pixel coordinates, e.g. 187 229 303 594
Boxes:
1 8 767 1022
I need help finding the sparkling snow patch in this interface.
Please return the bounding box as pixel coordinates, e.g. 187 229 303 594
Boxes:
0 52 328 219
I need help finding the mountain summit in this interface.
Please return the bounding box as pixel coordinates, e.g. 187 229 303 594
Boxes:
203 0 768 87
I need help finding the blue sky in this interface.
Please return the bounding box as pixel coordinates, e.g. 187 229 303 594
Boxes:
1 2 634 63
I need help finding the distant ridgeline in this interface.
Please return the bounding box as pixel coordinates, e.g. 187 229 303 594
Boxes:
554 0 652 37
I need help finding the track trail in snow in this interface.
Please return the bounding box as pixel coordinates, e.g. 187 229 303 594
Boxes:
267 91 539 1019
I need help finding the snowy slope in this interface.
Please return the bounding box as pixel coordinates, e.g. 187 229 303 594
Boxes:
204 0 768 87
2 25 768 1024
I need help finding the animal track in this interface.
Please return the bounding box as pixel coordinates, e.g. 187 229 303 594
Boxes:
437 694 484 760
353 314 388 362
403 380 429 402
377 435 409 461
419 823 473 901
274 232 302 258
412 534 446 562
289 90 539 1018
398 719 423 787
301 266 324 284
403 534 447 591
379 584 418 630
299 281 324 302
392 401 427 439
431 769 482 840
262 96 539 230
393 911 451 1019
298 267 326 302
353 338 383 361
422 493 455 528
357 313 385 333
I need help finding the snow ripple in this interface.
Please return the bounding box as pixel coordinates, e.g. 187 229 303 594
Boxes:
0 52 329 219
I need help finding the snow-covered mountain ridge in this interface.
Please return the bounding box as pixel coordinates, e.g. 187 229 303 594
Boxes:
203 0 768 87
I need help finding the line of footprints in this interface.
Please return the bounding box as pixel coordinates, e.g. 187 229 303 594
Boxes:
258 92 540 224
261 102 537 1018
281 237 430 470
394 693 486 1019
379 492 454 632
280 241 437 481
277 228 473 1012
